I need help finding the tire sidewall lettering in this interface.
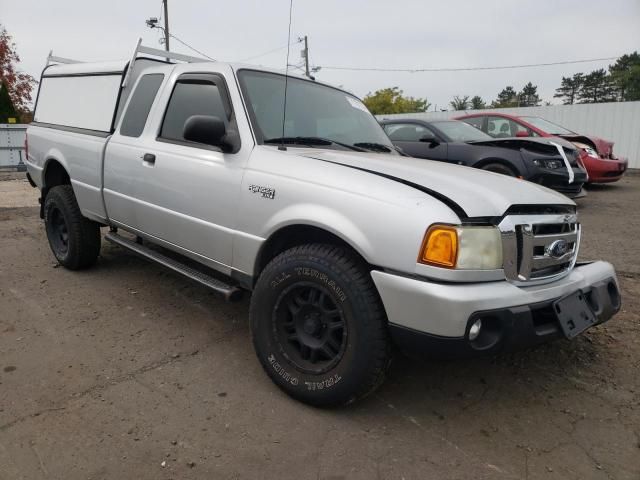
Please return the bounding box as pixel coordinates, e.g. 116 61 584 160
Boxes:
267 353 299 386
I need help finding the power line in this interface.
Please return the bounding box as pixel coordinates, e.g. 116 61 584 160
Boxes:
239 39 302 62
316 56 619 73
168 32 216 60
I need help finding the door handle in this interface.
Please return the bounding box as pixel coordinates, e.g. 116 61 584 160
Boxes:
143 153 156 164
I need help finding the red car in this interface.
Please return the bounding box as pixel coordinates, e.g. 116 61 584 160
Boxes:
455 112 628 183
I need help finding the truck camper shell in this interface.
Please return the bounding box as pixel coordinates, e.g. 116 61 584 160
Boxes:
33 39 208 136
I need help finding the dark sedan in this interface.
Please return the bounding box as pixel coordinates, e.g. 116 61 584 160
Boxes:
380 119 587 197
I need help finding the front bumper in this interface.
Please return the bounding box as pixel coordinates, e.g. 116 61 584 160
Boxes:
529 166 587 197
583 155 628 183
372 261 620 358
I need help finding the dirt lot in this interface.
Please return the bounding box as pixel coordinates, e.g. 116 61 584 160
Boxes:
0 173 638 480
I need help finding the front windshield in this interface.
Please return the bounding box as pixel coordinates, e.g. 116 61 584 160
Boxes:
520 116 574 135
430 121 492 142
237 69 395 151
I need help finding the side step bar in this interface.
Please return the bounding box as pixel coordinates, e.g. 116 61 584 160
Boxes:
105 232 243 302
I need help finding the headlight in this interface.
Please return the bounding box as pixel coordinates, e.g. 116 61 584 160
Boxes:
533 159 564 169
419 225 503 270
582 146 598 157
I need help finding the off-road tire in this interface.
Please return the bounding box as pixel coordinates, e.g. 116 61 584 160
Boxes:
481 162 517 177
250 244 391 407
44 185 101 270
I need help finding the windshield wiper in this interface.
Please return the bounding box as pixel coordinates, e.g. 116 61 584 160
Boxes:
264 136 366 152
353 142 393 153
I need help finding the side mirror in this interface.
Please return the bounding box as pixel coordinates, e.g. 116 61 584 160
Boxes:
515 130 530 138
419 134 439 145
183 115 226 147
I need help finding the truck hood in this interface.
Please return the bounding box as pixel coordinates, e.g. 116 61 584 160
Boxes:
300 150 574 218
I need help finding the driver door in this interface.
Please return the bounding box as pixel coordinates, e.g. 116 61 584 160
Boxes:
104 72 248 271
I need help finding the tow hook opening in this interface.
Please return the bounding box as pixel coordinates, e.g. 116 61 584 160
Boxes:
467 315 502 350
585 290 600 314
607 281 621 310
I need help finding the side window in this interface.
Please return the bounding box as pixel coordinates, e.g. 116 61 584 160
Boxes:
120 74 164 137
385 123 432 142
513 122 539 137
160 79 229 143
487 116 512 137
462 116 483 131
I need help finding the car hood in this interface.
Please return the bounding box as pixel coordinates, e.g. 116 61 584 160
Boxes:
467 137 575 154
558 134 614 157
299 150 574 218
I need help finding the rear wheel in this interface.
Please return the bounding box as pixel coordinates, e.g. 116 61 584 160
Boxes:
250 244 391 407
481 162 517 177
44 185 101 269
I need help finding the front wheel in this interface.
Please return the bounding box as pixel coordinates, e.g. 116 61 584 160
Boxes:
250 244 391 407
481 162 517 177
44 185 101 270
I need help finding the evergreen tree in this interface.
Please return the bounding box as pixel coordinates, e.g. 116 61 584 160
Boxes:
578 69 616 103
492 86 518 108
518 82 541 107
608 52 640 101
0 81 17 123
553 73 583 104
470 96 486 110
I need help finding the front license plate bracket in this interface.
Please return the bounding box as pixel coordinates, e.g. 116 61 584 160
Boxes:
553 290 597 339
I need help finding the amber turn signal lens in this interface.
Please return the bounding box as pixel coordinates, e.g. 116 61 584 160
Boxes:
419 225 458 268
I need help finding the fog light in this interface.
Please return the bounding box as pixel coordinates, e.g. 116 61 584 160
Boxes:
469 319 482 341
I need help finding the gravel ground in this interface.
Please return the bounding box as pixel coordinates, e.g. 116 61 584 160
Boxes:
0 173 638 480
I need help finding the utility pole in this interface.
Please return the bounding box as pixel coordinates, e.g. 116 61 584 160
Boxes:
302 35 310 78
163 0 170 52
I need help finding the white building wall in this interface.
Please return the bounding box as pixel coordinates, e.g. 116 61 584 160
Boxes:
0 124 27 170
378 101 640 169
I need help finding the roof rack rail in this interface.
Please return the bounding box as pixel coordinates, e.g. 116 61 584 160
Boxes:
122 38 210 87
46 50 83 66
45 38 210 86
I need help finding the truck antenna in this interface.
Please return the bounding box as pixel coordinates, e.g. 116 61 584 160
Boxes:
278 0 294 152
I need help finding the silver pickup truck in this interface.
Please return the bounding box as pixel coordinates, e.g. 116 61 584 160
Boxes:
25 42 620 406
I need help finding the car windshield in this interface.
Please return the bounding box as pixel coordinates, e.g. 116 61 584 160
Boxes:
237 69 395 153
520 116 574 135
430 121 492 142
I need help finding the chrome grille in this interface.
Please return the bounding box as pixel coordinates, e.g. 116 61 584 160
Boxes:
499 214 580 284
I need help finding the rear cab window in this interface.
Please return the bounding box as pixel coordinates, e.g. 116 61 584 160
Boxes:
120 74 165 137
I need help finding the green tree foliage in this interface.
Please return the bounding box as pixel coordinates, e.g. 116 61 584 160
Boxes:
608 52 640 101
518 82 541 107
553 73 583 104
491 86 519 108
449 95 470 111
0 81 17 122
470 95 486 110
362 87 430 115
578 69 616 103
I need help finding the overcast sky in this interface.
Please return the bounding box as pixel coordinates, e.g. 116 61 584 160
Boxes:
2 0 639 109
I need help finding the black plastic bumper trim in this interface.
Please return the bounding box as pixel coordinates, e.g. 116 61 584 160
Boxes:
389 277 620 360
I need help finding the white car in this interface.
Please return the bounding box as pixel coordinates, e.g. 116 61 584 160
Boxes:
25 41 620 406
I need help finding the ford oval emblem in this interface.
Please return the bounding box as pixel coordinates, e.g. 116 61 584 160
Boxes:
546 239 569 258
